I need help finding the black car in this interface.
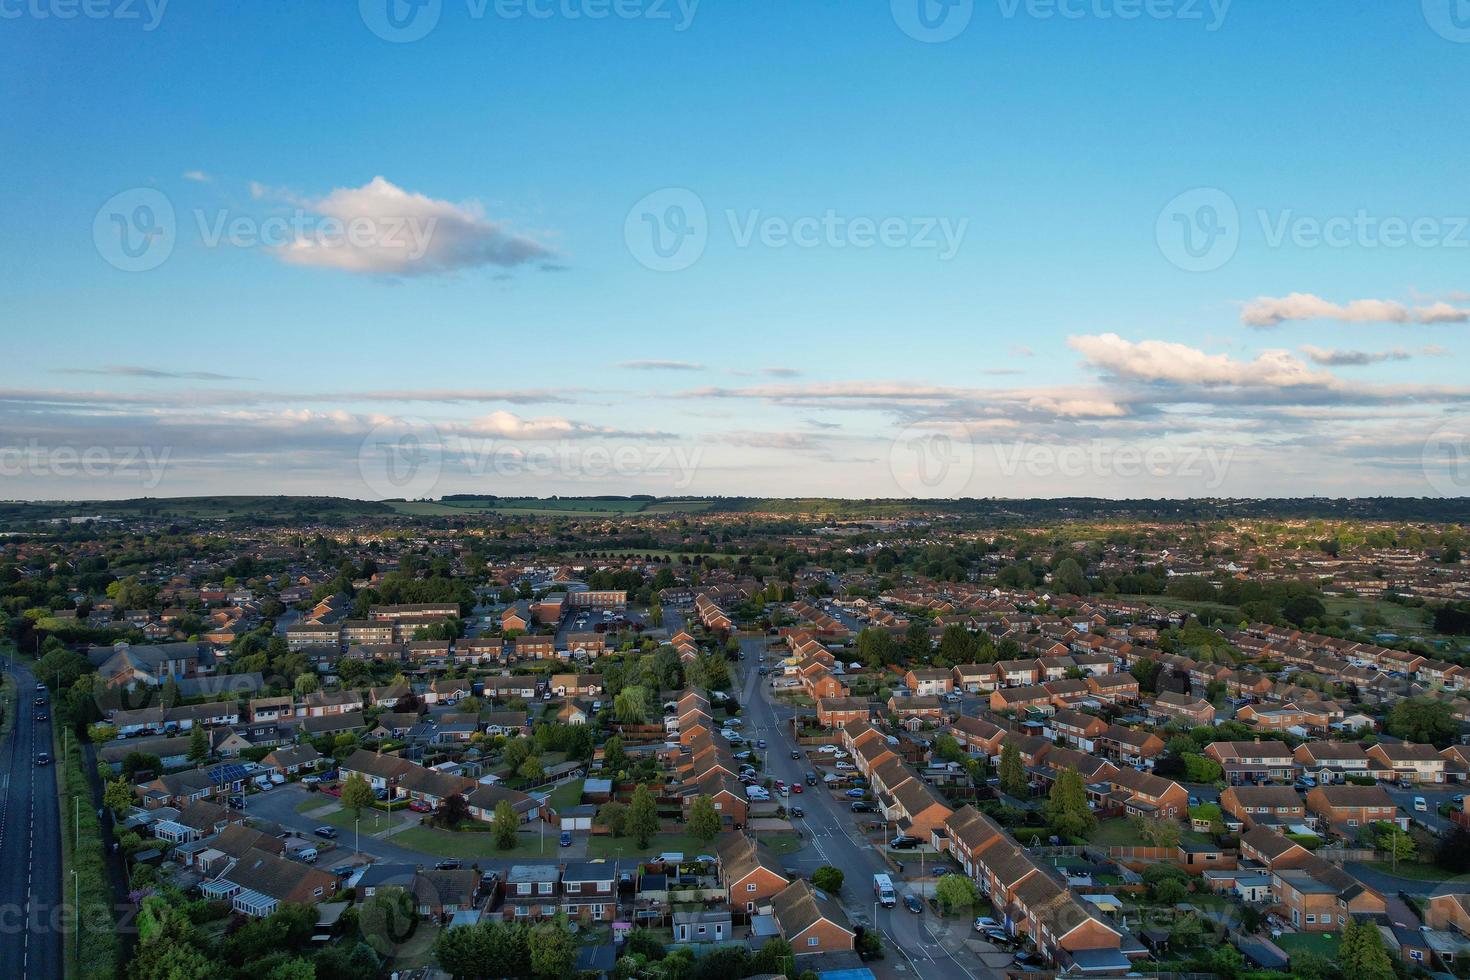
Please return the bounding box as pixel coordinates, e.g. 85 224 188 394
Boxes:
890 835 920 849
313 826 338 839
35 752 50 766
435 859 462 870
850 801 875 813
1013 952 1044 968
34 696 46 705
789 805 804 818
332 865 355 877
35 712 46 721
903 894 923 914
790 750 801 760
228 795 246 810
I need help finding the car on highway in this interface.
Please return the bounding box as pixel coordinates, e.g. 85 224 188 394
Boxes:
903 894 923 914
805 772 817 785
35 752 50 766
844 789 866 799
34 696 46 705
35 711 46 721
313 826 337 839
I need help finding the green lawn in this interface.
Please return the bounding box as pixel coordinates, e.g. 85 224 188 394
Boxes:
392 825 565 858
1362 859 1447 881
585 832 714 860
547 778 585 812
1276 931 1342 960
1087 820 1147 846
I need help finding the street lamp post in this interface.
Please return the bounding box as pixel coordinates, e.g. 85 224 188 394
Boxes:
355 818 360 856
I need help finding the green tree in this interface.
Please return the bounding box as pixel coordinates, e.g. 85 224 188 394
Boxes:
1044 766 1096 839
435 921 495 978
1386 696 1459 746
1132 815 1182 849
603 735 627 773
751 937 794 976
628 783 660 848
1181 753 1223 783
1372 821 1416 861
492 800 520 850
934 873 978 914
1050 557 1087 596
598 800 628 837
811 865 844 894
529 917 578 979
518 755 545 784
357 887 418 958
614 686 649 725
187 726 210 765
1338 916 1394 980
340 772 375 820
104 776 135 814
688 795 721 842
998 742 1028 798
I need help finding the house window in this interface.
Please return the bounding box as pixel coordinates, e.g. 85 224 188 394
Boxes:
1306 914 1316 924
746 883 757 892
538 883 553 895
807 937 820 947
566 882 580 894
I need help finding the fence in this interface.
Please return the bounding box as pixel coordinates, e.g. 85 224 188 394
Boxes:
1315 847 1382 863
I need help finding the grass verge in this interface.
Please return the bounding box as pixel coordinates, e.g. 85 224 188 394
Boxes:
56 723 119 980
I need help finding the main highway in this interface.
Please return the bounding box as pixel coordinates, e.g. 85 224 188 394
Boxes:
0 653 63 980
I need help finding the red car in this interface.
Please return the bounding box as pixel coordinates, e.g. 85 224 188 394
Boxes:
409 800 433 813
791 783 803 794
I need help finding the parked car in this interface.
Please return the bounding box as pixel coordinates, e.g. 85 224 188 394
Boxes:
844 789 866 799
984 929 1014 947
850 801 875 812
560 831 573 847
1013 952 1043 968
313 826 338 839
835 761 856 771
973 916 999 932
227 795 246 810
756 739 767 749
435 859 462 870
409 799 433 813
818 745 838 754
903 894 923 914
332 865 355 878
890 835 920 849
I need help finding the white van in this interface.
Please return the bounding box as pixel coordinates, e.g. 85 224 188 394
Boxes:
297 848 319 863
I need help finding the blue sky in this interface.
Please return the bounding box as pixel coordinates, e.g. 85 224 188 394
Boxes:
3 0 1470 499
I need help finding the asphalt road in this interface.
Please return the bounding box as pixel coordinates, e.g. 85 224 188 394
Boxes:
736 636 1000 980
0 655 63 980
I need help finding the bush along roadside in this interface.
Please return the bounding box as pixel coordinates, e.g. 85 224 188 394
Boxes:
56 719 119 980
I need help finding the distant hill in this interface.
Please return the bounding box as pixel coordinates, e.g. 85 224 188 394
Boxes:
1 494 1466 525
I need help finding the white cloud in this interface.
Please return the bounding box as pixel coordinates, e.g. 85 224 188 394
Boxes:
1241 292 1470 328
263 176 552 277
617 360 704 371
182 170 212 182
1068 333 1334 388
